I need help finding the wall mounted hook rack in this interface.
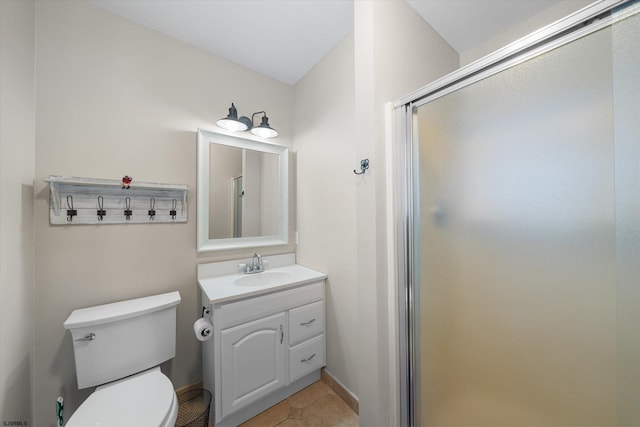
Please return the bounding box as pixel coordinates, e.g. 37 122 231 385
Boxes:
45 176 188 225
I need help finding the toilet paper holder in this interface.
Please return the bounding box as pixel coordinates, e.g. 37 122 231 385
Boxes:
201 306 211 317
194 311 213 341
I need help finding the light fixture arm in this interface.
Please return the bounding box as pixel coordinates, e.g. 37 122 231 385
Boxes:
250 110 278 138
251 111 267 127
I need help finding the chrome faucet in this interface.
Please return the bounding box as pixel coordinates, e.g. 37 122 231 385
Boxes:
244 252 264 274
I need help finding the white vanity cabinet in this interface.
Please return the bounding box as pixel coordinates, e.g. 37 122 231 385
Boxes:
198 256 326 427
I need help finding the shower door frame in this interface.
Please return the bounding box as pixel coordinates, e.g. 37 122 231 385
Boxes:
392 1 630 425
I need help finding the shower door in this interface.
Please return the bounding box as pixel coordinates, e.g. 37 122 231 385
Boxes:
403 2 639 426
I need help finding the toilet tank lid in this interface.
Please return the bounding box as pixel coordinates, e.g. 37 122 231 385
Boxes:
64 291 181 329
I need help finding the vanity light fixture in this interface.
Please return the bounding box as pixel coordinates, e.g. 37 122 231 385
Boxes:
250 111 278 138
216 103 278 138
216 103 252 132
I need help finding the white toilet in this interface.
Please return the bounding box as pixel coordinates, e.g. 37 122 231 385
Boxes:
63 291 181 427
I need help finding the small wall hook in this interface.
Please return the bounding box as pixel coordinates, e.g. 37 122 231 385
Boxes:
124 197 132 220
170 199 177 220
354 159 370 175
97 196 106 221
148 198 156 220
66 195 77 222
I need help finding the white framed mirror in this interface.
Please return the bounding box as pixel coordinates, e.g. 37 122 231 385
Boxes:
197 128 288 252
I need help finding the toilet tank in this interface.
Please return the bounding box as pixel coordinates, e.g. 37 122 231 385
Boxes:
63 291 181 389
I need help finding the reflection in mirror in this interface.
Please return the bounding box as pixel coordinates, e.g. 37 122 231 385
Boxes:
197 129 288 252
208 145 280 239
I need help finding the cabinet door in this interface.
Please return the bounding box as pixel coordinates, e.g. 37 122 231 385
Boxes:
221 312 287 418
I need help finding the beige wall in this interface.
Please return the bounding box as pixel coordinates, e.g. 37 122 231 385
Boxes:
209 145 242 239
294 5 458 423
0 0 36 425
461 0 592 65
242 150 262 236
294 32 359 397
294 5 459 424
353 1 458 424
33 1 294 425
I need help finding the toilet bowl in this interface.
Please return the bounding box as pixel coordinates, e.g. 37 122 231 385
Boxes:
64 292 181 427
66 367 178 427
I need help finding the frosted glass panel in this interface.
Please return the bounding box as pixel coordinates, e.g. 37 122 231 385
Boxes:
414 17 633 426
613 8 640 426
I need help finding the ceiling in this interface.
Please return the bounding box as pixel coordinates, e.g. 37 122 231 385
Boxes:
88 0 562 86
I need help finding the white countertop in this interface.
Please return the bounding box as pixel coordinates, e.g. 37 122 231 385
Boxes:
198 263 327 304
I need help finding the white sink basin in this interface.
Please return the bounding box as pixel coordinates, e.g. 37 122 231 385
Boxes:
198 259 327 304
234 271 293 287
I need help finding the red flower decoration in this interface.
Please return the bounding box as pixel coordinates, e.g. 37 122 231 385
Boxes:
122 175 132 189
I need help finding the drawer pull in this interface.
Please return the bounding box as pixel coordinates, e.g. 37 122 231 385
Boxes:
300 353 316 364
280 325 284 344
300 318 316 327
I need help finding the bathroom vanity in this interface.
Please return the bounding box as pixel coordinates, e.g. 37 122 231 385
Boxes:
198 253 326 427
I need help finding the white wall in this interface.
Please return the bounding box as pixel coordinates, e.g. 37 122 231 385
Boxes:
0 1 35 425
33 1 294 425
461 0 592 65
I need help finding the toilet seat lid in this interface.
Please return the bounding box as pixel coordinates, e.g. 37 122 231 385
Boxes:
67 367 176 427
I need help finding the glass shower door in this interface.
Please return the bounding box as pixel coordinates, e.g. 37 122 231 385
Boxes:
412 4 639 426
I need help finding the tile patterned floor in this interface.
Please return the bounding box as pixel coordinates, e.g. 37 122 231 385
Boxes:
239 380 359 427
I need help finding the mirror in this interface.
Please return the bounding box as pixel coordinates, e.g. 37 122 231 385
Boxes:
197 128 288 252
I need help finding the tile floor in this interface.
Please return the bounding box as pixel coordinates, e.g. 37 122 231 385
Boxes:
238 380 359 427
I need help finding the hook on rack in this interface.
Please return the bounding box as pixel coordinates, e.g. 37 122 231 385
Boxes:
170 199 177 220
124 197 132 220
148 198 156 220
353 159 370 175
97 196 106 221
66 195 77 222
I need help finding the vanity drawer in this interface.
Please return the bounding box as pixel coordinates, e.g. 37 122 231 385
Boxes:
289 300 324 345
289 334 325 383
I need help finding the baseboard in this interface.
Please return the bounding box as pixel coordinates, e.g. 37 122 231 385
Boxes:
321 368 359 415
175 381 204 395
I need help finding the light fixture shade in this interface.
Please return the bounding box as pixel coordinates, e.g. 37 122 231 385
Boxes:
250 115 278 138
216 103 250 132
216 118 248 132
